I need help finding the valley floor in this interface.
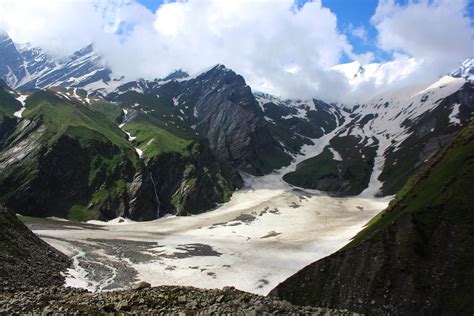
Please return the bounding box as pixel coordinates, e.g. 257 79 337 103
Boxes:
26 135 390 295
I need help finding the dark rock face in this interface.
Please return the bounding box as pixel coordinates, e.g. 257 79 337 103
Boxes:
270 122 474 315
0 205 70 290
154 65 292 175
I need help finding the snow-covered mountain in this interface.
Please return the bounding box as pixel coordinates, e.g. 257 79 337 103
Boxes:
274 72 473 196
0 33 121 92
1 30 473 201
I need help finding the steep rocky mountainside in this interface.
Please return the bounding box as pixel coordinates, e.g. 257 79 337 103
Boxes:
0 205 70 290
0 85 240 220
108 65 295 175
0 33 117 92
254 92 344 154
270 121 474 314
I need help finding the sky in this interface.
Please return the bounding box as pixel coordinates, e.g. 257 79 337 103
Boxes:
0 0 473 102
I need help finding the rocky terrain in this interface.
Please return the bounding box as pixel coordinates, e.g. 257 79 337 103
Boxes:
0 206 70 290
0 285 360 315
270 121 474 314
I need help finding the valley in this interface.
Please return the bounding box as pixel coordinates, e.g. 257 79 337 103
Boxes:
26 137 389 295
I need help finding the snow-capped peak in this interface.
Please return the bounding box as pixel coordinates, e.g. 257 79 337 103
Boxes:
451 58 474 81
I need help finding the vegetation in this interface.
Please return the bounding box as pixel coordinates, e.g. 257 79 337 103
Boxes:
283 135 377 195
347 120 474 249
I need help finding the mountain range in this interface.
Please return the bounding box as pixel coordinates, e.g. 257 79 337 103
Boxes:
0 32 473 221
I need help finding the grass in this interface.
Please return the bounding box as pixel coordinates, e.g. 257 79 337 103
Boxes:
0 86 22 118
68 204 100 222
0 90 141 221
23 90 131 149
283 135 376 195
88 100 124 124
283 148 338 187
124 120 194 158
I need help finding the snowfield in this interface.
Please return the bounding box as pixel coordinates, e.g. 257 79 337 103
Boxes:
33 131 390 295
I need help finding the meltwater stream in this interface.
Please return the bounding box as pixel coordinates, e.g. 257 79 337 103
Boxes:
149 173 161 218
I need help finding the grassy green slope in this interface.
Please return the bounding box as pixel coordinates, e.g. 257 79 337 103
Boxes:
347 121 474 249
0 90 142 220
23 91 131 149
0 86 21 119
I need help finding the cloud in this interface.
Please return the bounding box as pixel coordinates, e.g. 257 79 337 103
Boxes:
372 0 473 71
0 0 357 101
347 24 369 41
0 0 472 103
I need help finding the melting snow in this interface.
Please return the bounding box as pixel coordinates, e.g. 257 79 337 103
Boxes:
34 120 389 295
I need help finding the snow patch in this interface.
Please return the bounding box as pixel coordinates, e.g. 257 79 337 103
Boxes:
449 103 461 125
328 147 342 161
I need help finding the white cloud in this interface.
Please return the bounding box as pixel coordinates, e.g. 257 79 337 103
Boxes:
0 0 356 101
0 0 472 103
372 0 473 71
347 24 369 41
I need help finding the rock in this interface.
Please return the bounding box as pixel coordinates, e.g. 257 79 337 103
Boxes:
116 300 131 312
177 295 187 304
216 294 225 303
133 281 151 290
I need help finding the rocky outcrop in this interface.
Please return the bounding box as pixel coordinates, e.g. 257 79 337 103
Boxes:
148 140 242 216
0 206 70 290
270 122 474 314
